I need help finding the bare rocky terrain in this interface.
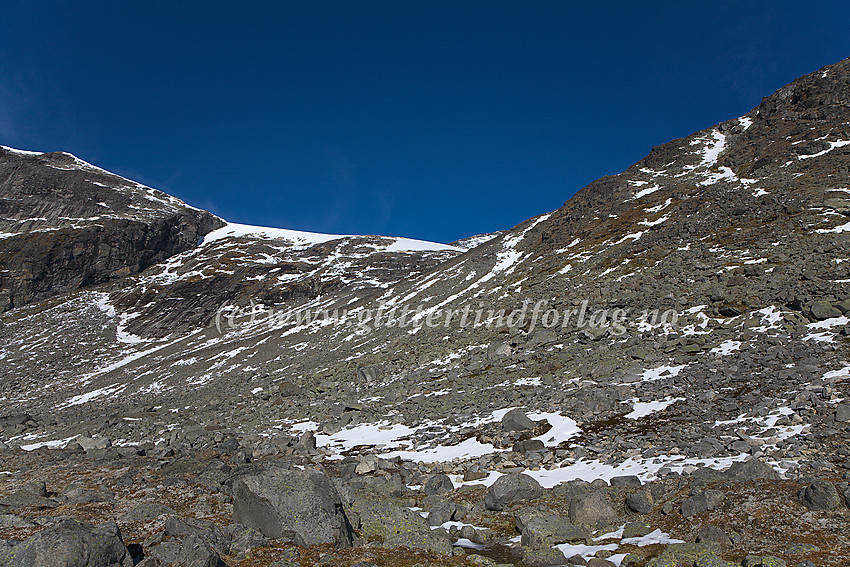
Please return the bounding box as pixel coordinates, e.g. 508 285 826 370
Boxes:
2 58 850 567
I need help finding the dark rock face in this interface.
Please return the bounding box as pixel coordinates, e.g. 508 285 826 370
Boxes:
232 466 353 547
0 148 223 311
0 519 132 567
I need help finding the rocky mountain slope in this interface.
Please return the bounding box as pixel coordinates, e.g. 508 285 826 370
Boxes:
1 58 850 567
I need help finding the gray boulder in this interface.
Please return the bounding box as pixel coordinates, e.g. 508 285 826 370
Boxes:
806 301 842 321
383 530 453 555
610 475 641 487
0 519 132 567
798 479 841 511
422 474 454 496
519 512 589 547
226 523 268 556
695 524 733 551
176 534 225 567
23 482 47 498
484 473 543 511
501 408 537 431
522 546 568 567
162 516 229 556
351 498 428 541
834 403 850 422
232 466 352 547
427 500 456 526
625 489 653 514
681 490 724 518
513 439 545 453
143 543 180 564
725 459 779 481
0 490 58 511
569 492 618 527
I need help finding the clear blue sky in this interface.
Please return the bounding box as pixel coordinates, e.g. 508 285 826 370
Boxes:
2 2 848 243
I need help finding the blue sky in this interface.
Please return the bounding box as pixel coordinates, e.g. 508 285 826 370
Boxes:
2 2 848 243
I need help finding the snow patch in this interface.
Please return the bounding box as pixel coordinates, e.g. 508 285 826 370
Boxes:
625 397 684 419
798 139 850 160
633 185 662 199
202 222 460 252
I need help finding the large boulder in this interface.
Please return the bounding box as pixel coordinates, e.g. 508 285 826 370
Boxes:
681 490 724 519
162 516 229 556
426 500 457 526
0 519 132 567
501 408 537 431
232 466 352 547
724 459 779 481
569 492 618 527
422 474 454 496
176 534 226 567
522 546 568 567
835 403 850 422
798 480 842 511
485 473 543 511
625 489 653 514
518 512 589 547
350 498 429 541
695 524 733 551
806 301 842 321
383 530 453 555
0 491 58 511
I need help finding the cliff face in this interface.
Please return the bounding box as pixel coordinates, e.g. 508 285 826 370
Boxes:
0 147 224 310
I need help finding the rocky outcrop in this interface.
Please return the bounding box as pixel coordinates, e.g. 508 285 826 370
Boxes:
0 147 223 310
